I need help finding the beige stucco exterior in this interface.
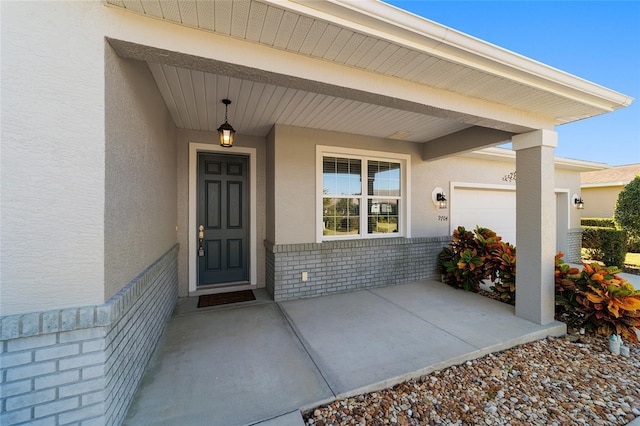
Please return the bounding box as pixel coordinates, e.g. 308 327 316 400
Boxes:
1 2 633 423
105 46 178 301
0 0 624 314
267 125 584 242
163 124 588 296
581 185 624 218
580 164 640 219
513 130 558 324
1 2 108 315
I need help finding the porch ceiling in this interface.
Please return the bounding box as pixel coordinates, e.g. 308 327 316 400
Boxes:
146 62 470 142
104 0 632 143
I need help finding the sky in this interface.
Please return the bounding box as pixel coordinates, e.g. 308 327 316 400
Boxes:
384 1 640 166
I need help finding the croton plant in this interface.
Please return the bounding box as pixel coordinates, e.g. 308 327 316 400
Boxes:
438 227 640 342
437 226 516 302
555 252 640 343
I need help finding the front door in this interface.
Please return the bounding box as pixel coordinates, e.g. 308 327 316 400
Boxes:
197 153 249 286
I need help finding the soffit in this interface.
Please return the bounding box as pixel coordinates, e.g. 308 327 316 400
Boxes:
104 0 631 139
147 62 469 141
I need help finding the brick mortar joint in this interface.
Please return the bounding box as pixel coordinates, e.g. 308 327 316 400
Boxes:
1 244 179 341
264 236 452 253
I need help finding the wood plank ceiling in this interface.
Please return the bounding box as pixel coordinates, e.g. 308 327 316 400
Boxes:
105 0 603 142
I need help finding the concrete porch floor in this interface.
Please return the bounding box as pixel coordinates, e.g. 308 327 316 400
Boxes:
123 280 566 426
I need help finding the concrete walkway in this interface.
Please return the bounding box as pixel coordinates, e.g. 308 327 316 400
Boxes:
123 280 566 426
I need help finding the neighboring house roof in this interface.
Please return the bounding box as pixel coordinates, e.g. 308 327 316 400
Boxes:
105 0 632 145
581 164 640 187
460 146 608 172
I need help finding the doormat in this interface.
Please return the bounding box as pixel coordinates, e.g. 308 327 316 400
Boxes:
197 290 255 308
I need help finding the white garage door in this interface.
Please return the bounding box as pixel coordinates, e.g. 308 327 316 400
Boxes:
451 187 517 246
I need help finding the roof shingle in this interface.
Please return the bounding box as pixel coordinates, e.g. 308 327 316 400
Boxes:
581 164 640 185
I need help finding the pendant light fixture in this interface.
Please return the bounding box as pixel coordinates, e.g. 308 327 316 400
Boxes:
217 99 235 148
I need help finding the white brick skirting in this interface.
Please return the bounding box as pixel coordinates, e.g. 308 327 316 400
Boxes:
1 245 179 426
566 228 583 263
265 237 451 301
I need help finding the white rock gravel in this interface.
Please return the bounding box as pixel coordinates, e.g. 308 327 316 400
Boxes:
304 334 640 426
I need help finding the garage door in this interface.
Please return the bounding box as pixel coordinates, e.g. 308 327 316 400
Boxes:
451 187 517 246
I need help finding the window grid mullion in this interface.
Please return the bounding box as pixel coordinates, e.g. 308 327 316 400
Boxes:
360 159 367 237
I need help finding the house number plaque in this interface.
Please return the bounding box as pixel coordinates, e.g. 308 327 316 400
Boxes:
502 171 517 182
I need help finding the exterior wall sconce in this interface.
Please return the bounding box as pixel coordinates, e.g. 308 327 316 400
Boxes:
432 187 448 209
573 195 585 210
217 99 236 148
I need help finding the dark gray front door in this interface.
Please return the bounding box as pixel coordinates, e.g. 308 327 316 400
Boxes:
197 153 249 285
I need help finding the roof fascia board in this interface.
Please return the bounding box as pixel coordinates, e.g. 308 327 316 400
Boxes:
279 0 632 114
459 147 608 172
582 182 629 188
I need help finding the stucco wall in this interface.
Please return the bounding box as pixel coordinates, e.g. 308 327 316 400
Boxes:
423 156 512 237
269 125 582 245
272 126 326 244
271 125 424 244
1 2 107 315
554 168 583 229
0 1 587 313
581 186 622 218
266 127 276 243
176 129 267 297
104 46 178 300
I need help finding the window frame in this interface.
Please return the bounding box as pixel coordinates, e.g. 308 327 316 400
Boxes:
316 145 411 242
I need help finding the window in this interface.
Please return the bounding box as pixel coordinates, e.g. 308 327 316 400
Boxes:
322 157 362 236
367 160 400 234
318 147 409 240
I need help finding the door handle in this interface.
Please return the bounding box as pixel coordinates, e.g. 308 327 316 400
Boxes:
198 225 205 257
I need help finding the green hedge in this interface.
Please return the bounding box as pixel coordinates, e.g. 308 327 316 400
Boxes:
614 175 640 245
582 226 627 267
581 217 616 228
579 217 638 253
628 236 640 253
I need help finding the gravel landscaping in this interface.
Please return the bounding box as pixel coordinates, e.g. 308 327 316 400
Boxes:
304 333 640 426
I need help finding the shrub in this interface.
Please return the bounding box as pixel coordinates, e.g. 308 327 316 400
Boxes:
437 246 482 292
489 242 516 304
437 226 501 292
554 253 585 328
437 226 516 302
581 218 616 228
581 226 601 250
628 235 640 253
615 175 640 243
581 226 627 268
555 253 640 343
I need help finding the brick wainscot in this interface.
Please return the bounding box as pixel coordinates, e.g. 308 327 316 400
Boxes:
0 246 178 426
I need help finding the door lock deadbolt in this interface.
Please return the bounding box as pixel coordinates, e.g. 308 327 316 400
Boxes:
198 225 205 257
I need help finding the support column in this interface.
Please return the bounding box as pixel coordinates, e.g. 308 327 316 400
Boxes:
512 129 557 325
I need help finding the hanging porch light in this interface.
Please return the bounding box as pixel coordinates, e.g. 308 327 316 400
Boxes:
217 99 235 148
